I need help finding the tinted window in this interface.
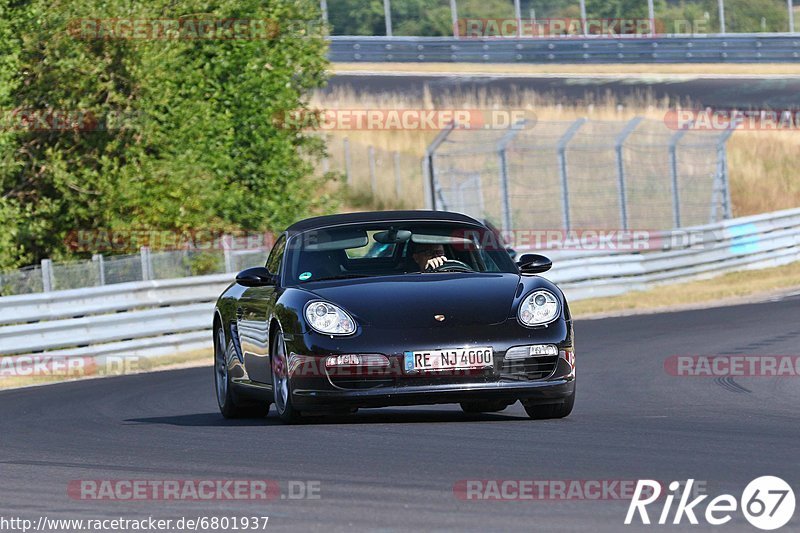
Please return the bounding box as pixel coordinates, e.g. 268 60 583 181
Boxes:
283 222 517 285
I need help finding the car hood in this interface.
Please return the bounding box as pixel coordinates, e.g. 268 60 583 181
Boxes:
300 273 521 328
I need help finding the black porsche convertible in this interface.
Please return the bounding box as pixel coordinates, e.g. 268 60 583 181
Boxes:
213 210 575 423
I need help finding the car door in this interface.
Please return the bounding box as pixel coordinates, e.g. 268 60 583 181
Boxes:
237 234 286 384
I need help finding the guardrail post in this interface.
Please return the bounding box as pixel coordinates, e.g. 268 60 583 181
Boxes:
41 259 53 292
92 254 106 286
343 137 352 187
497 119 529 232
556 118 587 232
668 128 689 228
424 121 458 210
140 246 152 281
614 117 644 231
790 0 796 33
393 151 402 198
718 0 726 33
368 145 377 196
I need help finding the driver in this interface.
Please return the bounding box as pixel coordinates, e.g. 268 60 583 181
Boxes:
410 242 448 272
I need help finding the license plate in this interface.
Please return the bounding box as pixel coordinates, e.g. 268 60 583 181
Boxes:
404 347 494 373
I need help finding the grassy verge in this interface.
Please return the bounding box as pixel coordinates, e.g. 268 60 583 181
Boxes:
0 347 211 390
570 260 800 318
333 63 800 76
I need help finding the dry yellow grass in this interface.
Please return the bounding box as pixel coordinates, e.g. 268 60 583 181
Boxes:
333 63 800 76
570 260 800 318
312 87 800 216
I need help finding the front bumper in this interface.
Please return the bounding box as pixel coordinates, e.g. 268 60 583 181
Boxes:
284 319 575 411
292 375 575 410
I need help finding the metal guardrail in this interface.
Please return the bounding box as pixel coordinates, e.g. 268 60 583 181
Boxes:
0 207 798 361
329 36 800 63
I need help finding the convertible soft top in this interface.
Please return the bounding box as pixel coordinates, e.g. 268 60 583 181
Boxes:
285 210 484 235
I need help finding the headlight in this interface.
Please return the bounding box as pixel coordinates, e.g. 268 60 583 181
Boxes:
518 290 561 326
304 301 356 335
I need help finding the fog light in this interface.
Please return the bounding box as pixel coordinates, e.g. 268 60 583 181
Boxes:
325 354 390 368
326 354 361 367
529 344 559 357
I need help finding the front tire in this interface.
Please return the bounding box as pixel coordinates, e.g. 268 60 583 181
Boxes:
271 330 301 424
214 326 269 419
521 387 575 420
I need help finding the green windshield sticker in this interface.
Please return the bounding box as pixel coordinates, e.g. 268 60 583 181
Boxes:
299 271 312 281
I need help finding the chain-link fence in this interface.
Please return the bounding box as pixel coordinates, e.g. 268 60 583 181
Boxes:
0 239 270 297
324 135 425 208
326 0 798 36
427 117 733 231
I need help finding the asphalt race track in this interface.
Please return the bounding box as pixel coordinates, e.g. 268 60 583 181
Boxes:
328 73 800 109
2 296 799 532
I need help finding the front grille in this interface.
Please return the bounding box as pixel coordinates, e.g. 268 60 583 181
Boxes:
500 354 559 381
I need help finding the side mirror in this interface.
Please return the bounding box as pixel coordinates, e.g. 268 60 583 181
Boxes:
517 253 552 275
235 266 275 287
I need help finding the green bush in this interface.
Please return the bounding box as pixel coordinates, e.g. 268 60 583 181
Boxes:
0 0 331 270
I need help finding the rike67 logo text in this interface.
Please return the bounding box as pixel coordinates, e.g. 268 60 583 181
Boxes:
626 477 795 530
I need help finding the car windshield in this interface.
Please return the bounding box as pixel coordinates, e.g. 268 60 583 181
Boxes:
283 222 517 285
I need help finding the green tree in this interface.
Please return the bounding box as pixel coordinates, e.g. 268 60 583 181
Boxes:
0 0 330 269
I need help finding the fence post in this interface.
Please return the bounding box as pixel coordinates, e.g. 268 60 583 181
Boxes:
140 246 152 281
393 151 402 199
320 0 328 24
556 118 587 232
718 0 726 33
343 137 352 187
222 235 234 273
614 116 644 231
368 145 377 196
450 0 459 37
668 128 689 228
579 0 588 35
384 0 393 36
717 128 736 220
513 0 522 37
321 151 330 174
41 259 53 292
93 254 106 286
790 0 796 33
424 121 458 210
497 119 529 232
